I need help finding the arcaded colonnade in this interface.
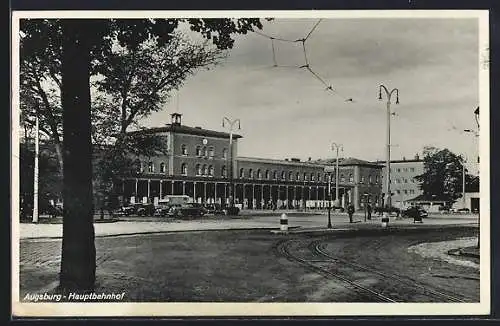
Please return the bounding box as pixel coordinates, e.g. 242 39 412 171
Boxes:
117 177 355 210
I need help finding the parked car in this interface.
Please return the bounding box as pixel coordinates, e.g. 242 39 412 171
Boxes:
116 203 143 216
204 203 225 215
137 203 156 217
401 206 428 219
154 204 173 217
169 203 207 217
223 206 240 216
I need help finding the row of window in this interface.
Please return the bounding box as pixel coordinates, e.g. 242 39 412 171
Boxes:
390 178 416 184
390 167 416 173
138 161 166 174
181 144 228 159
395 189 417 195
237 168 380 184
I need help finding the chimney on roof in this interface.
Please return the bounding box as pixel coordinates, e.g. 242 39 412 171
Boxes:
285 158 289 161
171 113 182 126
415 153 420 160
308 157 311 161
403 156 406 161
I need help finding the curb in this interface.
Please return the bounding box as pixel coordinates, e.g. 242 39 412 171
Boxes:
20 226 303 241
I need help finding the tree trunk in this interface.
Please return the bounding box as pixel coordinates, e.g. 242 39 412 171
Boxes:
54 141 64 176
59 20 96 292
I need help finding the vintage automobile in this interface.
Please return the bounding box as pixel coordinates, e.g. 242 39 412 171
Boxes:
154 204 173 217
115 203 143 216
401 206 428 221
137 203 156 217
204 203 225 215
168 203 207 218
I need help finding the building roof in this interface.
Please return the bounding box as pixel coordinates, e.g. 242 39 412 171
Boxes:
316 157 383 168
406 194 449 202
126 124 243 139
374 159 423 164
237 156 325 168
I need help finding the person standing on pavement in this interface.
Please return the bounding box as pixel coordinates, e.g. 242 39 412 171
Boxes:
367 204 372 220
347 204 355 223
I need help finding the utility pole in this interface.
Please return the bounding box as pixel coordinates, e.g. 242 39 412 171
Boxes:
379 85 399 209
222 117 241 209
462 156 467 209
32 115 39 223
332 143 343 208
325 166 335 228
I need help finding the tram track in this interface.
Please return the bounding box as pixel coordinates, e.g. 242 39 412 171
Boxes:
275 239 397 302
275 237 476 303
311 240 473 303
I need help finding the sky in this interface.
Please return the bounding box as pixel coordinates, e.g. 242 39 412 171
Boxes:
141 17 482 172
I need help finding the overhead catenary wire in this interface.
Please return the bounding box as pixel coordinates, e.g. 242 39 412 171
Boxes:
253 19 355 103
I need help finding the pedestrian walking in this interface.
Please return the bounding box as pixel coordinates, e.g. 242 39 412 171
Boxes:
367 204 372 220
347 204 355 223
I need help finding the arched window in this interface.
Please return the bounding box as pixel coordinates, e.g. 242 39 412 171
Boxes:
310 173 315 181
303 172 308 181
240 168 245 178
249 169 254 179
160 162 166 173
181 163 187 175
288 171 293 180
318 173 321 182
349 174 354 183
203 146 208 157
281 171 286 180
221 166 227 178
340 174 345 183
181 144 188 155
222 148 228 159
147 161 154 173
273 171 278 180
208 165 214 177
257 169 262 179
196 146 202 157
209 147 214 158
265 170 270 179
360 175 365 183
203 164 208 176
296 172 300 181
196 164 202 176
369 175 372 184
375 175 379 184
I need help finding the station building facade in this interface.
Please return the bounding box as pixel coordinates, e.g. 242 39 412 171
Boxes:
116 113 384 210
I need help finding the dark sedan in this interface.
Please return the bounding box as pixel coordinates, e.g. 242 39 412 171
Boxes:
169 203 207 218
401 206 428 221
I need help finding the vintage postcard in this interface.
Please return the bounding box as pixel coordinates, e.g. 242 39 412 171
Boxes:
11 10 490 317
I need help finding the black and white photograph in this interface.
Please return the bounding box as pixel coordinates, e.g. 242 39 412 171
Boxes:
11 10 489 317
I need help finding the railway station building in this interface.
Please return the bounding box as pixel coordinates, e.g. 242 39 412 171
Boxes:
115 113 384 211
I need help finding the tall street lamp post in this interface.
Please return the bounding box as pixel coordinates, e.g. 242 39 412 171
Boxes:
324 165 336 229
331 143 343 208
222 117 240 209
378 85 399 210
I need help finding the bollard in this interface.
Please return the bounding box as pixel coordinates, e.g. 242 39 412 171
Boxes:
381 213 389 228
280 213 288 232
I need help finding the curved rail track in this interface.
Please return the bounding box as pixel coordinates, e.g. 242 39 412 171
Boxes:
275 238 476 302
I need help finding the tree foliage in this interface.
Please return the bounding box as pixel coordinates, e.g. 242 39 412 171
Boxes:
415 146 476 202
19 18 264 291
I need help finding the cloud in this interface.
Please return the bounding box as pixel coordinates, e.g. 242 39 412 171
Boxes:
143 17 481 164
